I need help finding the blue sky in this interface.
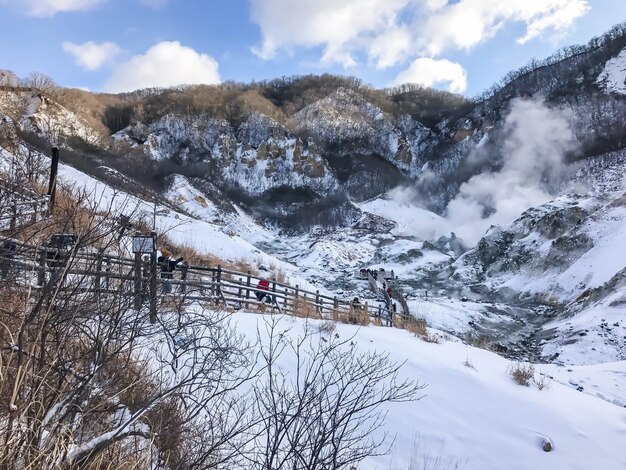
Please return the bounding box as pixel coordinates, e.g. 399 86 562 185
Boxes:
0 0 625 96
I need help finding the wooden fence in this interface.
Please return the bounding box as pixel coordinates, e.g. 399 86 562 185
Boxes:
0 237 404 326
0 178 49 230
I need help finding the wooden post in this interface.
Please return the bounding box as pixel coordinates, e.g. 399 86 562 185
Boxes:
95 253 103 292
104 255 110 289
316 290 320 314
37 248 46 287
149 249 157 323
211 269 216 297
180 264 188 294
295 285 299 298
216 265 222 304
133 252 142 310
365 301 369 318
245 271 251 309
333 296 338 309
283 288 288 309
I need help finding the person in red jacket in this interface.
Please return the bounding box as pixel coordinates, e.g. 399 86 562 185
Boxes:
256 279 270 302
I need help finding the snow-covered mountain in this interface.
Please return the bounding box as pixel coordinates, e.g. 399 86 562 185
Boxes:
4 25 626 469
2 23 626 365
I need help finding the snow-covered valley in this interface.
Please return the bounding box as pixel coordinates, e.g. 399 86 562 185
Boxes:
2 28 626 469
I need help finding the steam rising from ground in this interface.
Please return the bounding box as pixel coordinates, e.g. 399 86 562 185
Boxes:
390 99 578 247
445 99 576 245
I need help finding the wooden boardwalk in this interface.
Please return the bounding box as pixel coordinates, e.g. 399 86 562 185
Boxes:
0 236 406 326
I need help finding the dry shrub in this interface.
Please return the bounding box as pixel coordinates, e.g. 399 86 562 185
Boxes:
398 316 440 343
343 307 370 326
231 259 257 276
273 267 287 284
144 398 185 467
403 317 427 336
533 373 551 391
508 362 536 386
318 320 337 335
463 357 475 370
291 296 321 319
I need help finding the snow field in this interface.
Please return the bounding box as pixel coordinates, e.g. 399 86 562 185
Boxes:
231 312 626 470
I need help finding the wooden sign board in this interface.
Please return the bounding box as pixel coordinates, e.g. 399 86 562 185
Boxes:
132 235 154 254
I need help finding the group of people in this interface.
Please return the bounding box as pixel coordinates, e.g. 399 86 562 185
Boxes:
358 268 396 281
359 268 380 280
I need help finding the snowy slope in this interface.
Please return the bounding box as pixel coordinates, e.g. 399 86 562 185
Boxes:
597 46 626 94
357 194 444 239
233 312 626 470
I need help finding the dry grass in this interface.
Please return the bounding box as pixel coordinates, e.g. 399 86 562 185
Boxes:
342 307 371 326
291 296 321 319
397 316 440 343
533 372 552 391
508 362 536 387
317 320 337 335
463 357 476 370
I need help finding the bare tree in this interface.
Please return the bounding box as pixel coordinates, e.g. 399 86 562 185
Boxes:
246 318 425 470
0 181 256 469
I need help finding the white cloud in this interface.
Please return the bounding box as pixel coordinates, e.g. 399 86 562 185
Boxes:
392 58 468 93
250 0 410 67
63 41 120 71
9 0 104 16
420 0 592 55
104 41 220 93
250 0 591 68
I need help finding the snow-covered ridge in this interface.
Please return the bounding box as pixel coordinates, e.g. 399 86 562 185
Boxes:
597 46 626 95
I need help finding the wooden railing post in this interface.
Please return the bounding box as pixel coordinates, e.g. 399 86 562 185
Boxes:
95 253 103 291
104 255 110 289
316 290 320 314
216 265 222 303
133 252 142 309
245 271 251 309
180 264 188 294
333 296 338 309
37 248 46 287
283 288 288 310
149 250 157 323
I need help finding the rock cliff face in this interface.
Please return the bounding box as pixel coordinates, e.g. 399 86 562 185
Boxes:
114 112 338 198
3 24 626 232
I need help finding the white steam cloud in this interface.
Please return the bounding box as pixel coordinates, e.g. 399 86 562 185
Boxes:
387 99 577 247
443 99 576 245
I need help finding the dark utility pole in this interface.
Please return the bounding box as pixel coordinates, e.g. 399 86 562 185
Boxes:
48 147 59 211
